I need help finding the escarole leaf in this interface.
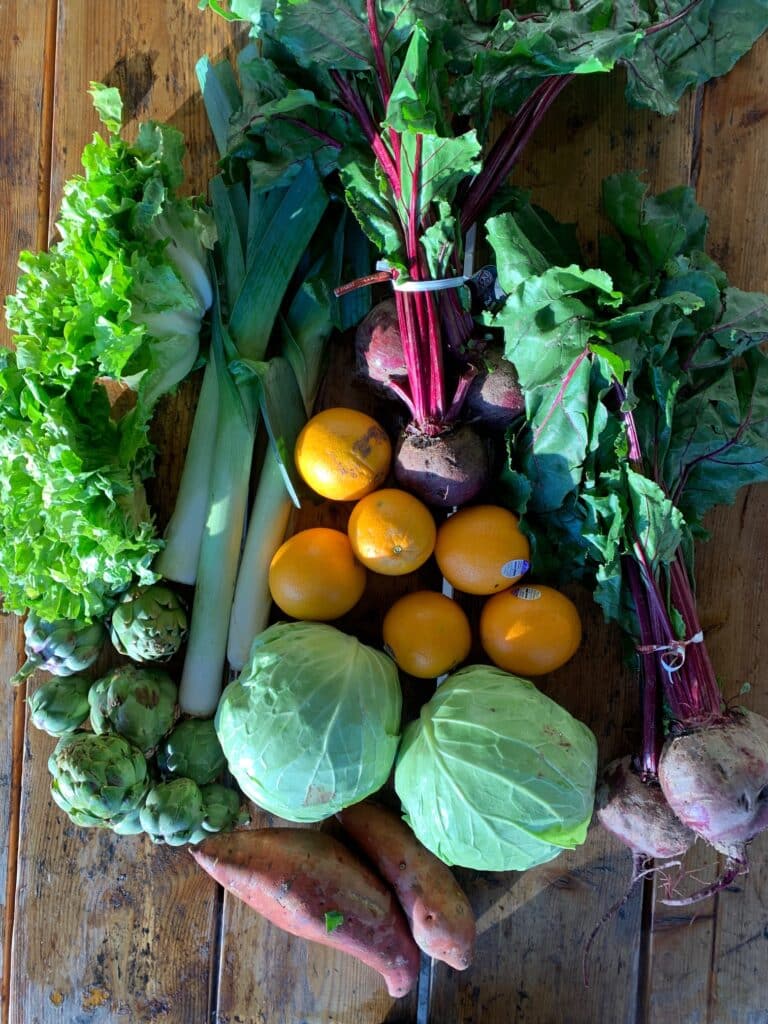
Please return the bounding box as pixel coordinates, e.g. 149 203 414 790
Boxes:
2 88 214 621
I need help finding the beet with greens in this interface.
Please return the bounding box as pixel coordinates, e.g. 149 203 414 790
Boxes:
202 0 766 506
489 172 768 904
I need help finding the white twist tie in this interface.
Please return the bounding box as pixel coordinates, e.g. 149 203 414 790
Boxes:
637 630 704 674
375 259 468 293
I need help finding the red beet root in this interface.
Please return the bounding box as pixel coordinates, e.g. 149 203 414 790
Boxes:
659 709 768 861
354 299 408 397
394 424 490 508
464 345 525 430
596 756 694 860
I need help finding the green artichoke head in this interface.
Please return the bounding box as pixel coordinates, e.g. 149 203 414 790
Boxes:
139 778 207 846
11 612 106 684
28 676 91 736
109 584 188 663
88 664 179 754
200 783 249 834
48 732 149 829
156 718 226 785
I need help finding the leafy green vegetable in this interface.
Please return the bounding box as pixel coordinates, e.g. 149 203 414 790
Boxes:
2 86 215 621
486 173 768 634
394 665 598 871
215 622 402 822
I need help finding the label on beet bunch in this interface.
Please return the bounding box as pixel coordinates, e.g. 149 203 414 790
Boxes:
501 559 530 579
513 586 542 601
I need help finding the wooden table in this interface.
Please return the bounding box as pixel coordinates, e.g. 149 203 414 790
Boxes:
2 5 768 1022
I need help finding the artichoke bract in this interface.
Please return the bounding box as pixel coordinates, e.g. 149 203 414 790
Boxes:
11 612 105 684
28 676 91 736
88 664 178 754
157 718 226 785
215 621 402 822
48 732 149 829
109 583 189 663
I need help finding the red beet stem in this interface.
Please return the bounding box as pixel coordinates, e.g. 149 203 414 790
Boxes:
624 557 663 777
620 405 722 729
460 75 573 231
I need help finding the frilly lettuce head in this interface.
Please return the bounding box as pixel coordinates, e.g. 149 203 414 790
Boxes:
394 665 597 871
215 621 402 822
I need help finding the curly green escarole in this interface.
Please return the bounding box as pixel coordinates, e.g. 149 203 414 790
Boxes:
1 84 215 622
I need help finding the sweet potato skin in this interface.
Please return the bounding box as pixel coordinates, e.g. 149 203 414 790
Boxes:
190 828 420 998
336 801 476 970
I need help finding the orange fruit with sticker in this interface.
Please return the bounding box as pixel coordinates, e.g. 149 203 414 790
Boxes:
434 504 530 595
479 583 582 676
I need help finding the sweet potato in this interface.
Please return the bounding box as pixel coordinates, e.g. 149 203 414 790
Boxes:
190 828 420 998
336 801 476 970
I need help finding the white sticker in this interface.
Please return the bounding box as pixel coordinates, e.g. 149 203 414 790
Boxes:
501 558 530 579
514 586 542 601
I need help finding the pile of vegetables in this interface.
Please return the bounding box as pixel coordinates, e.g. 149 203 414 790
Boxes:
29 643 247 846
4 0 768 1003
201 0 768 507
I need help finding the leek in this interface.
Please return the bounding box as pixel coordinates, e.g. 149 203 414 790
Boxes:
225 211 371 669
177 163 329 717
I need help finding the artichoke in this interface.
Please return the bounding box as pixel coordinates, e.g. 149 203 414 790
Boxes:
89 664 178 754
200 783 249 833
48 732 149 829
139 779 247 845
109 584 188 663
11 612 105 685
157 718 226 785
28 676 91 736
139 778 207 846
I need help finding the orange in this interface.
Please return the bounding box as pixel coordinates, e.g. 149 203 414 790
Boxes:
383 590 472 679
434 504 530 595
294 407 392 502
268 527 366 621
347 488 436 576
479 583 582 676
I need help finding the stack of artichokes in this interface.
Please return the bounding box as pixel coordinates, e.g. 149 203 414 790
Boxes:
23 583 248 846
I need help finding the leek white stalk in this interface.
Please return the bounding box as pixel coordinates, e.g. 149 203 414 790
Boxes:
178 321 256 717
226 449 293 670
155 358 219 585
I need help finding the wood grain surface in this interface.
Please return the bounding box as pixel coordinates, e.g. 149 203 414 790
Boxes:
1 5 767 1023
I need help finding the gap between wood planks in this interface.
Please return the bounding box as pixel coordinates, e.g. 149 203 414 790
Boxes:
1 2 59 1022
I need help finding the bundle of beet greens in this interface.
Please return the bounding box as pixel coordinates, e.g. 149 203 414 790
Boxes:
201 0 767 506
486 172 768 901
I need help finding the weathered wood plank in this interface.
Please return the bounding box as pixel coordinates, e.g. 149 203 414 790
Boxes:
8 3 240 1021
428 70 696 1024
0 3 56 1022
646 34 768 1024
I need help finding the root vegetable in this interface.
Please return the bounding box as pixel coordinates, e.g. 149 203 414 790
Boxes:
463 346 525 430
190 828 421 998
354 299 407 397
596 756 694 861
394 424 490 509
336 801 476 970
659 710 768 863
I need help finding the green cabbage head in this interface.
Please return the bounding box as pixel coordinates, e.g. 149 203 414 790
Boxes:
394 665 597 871
215 621 402 822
